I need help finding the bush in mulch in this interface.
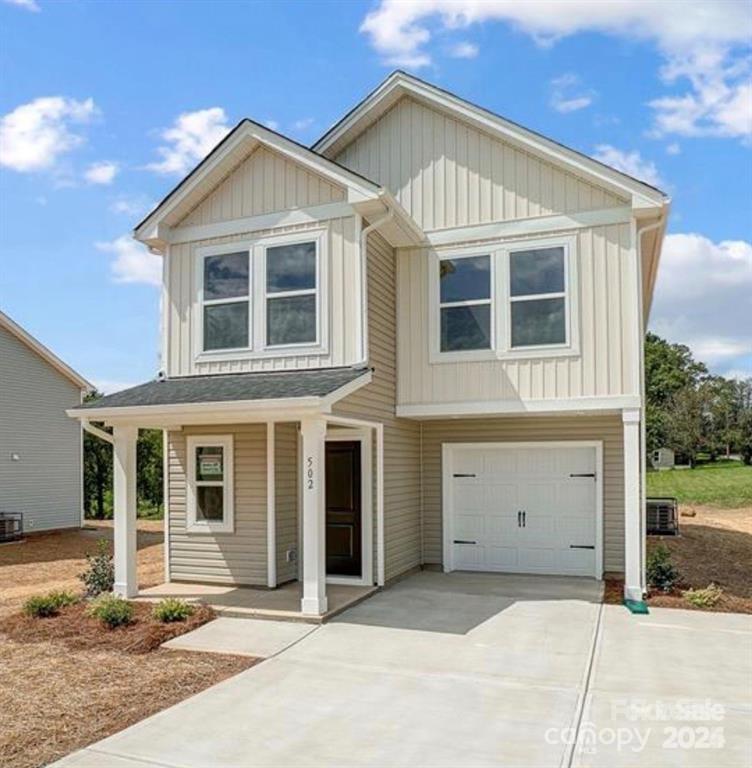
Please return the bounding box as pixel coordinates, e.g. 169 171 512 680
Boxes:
0 600 215 654
23 591 78 618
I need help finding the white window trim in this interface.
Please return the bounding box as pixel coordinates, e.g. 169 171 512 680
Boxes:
186 434 234 534
194 229 329 363
429 234 579 364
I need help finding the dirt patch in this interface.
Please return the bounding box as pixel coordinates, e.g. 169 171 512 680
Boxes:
0 639 256 768
0 601 217 654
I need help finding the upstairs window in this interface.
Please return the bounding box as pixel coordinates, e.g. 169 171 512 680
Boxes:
265 241 317 347
439 255 492 352
509 245 567 348
202 252 250 351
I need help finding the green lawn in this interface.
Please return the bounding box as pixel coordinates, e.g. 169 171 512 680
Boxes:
647 459 752 508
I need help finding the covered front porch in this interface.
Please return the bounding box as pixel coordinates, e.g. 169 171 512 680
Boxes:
67 367 383 618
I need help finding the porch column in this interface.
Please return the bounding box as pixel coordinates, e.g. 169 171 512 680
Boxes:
300 416 327 615
113 425 138 597
622 408 642 601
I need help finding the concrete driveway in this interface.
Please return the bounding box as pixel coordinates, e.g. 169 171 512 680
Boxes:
56 572 751 768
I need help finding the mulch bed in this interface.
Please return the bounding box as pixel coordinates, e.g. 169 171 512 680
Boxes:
0 601 216 654
604 578 752 614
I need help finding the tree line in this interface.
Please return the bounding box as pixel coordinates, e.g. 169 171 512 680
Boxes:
645 333 752 466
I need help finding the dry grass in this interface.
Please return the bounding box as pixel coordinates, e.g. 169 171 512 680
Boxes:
0 523 258 768
606 505 752 614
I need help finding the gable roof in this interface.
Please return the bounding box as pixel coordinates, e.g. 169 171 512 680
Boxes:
0 310 91 391
313 71 669 212
134 119 403 251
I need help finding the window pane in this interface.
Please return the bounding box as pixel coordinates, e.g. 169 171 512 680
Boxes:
266 242 316 293
204 302 248 350
510 247 565 296
439 256 490 303
267 295 316 346
511 297 566 347
196 486 224 522
440 304 491 351
204 252 249 300
196 446 223 482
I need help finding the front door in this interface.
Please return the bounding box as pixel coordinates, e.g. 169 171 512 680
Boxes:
325 441 362 577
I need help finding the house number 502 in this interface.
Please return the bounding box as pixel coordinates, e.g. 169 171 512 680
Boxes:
306 456 314 490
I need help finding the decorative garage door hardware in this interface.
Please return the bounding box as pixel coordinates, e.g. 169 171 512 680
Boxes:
517 510 527 527
453 539 477 544
570 545 595 549
453 473 476 478
570 472 596 479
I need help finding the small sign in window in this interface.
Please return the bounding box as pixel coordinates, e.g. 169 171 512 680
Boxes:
199 457 223 476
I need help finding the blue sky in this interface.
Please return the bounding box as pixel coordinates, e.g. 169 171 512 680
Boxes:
1 0 750 391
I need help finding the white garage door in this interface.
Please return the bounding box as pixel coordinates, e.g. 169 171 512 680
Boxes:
445 443 599 577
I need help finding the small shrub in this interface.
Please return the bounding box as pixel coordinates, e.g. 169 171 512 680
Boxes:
683 583 723 609
87 594 134 628
79 539 114 597
646 545 679 592
152 598 195 623
23 590 78 618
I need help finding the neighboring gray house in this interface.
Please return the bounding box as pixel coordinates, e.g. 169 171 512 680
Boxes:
0 310 91 533
651 447 675 470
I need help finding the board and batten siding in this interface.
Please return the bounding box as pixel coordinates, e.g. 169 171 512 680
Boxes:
334 231 422 583
177 145 345 227
335 96 627 232
0 324 83 531
420 414 625 573
397 223 640 406
165 215 362 376
167 424 267 585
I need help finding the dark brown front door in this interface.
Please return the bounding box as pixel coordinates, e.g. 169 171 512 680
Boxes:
325 441 362 577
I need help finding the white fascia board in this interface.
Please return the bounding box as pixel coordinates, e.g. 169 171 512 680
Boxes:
425 206 632 248
0 310 92 390
315 73 666 210
396 395 642 419
135 122 381 248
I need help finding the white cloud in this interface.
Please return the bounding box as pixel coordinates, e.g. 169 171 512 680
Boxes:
292 117 315 132
92 379 138 395
96 235 161 286
592 144 664 187
2 0 40 11
650 233 752 377
550 73 594 113
665 142 681 155
84 160 118 185
146 107 230 175
265 119 280 131
0 96 97 172
448 41 478 59
110 195 153 217
359 1 751 141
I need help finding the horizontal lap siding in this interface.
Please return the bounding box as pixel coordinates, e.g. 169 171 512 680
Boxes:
334 232 422 582
336 97 626 232
167 424 267 585
275 422 298 584
420 414 625 573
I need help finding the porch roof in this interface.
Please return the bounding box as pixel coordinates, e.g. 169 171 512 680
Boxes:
67 366 371 424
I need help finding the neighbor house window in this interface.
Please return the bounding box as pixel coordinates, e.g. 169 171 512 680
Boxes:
202 252 250 351
186 435 234 533
265 241 318 346
508 245 567 348
439 255 492 352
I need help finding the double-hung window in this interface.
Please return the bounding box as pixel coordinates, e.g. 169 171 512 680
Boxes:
186 435 234 533
508 245 567 348
202 252 250 351
438 254 492 352
265 241 318 347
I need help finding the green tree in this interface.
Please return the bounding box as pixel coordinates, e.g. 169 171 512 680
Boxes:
82 391 112 519
137 429 163 516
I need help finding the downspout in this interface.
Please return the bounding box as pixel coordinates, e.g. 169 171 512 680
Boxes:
635 216 665 596
357 201 394 365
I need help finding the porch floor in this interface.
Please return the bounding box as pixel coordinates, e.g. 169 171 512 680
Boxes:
136 581 377 624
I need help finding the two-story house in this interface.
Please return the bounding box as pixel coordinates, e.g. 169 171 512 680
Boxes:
69 72 669 616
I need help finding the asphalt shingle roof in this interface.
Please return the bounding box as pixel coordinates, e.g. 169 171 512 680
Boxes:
79 367 370 410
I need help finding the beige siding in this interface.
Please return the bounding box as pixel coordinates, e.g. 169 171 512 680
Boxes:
167 424 267 585
166 215 362 376
397 223 639 406
178 146 345 227
275 421 298 584
334 231 422 582
420 414 625 573
336 97 626 232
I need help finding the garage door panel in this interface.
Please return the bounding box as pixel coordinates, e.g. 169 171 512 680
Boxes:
447 444 599 578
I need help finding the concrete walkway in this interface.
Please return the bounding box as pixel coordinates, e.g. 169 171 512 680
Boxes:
55 572 752 768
